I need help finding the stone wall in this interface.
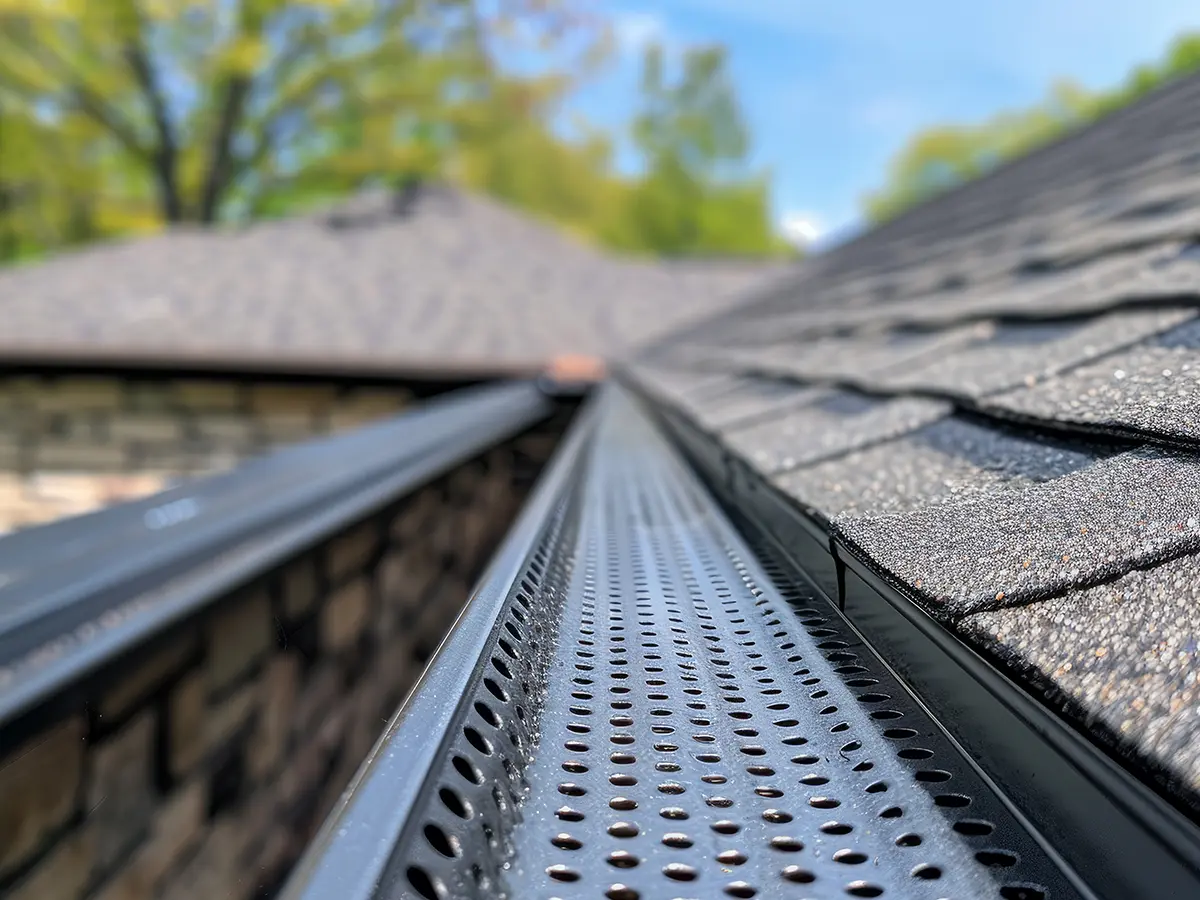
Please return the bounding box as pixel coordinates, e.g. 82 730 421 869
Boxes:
0 375 413 533
0 427 560 900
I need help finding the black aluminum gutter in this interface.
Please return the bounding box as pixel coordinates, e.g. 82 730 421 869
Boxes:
627 374 1200 900
0 381 553 728
283 384 1099 900
280 393 597 900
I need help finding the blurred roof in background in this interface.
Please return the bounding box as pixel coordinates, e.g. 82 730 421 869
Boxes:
0 184 791 378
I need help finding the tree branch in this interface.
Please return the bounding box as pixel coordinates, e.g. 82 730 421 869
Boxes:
13 40 153 164
122 14 183 221
198 74 250 222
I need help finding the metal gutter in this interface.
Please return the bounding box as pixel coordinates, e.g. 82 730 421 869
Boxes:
627 372 1200 900
283 384 1094 900
0 381 553 728
0 343 545 382
281 393 597 900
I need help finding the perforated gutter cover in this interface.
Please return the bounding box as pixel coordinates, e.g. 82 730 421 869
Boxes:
281 384 1200 900
612 69 1200 885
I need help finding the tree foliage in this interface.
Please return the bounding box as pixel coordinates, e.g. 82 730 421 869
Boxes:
862 32 1200 223
609 42 785 257
0 1 788 264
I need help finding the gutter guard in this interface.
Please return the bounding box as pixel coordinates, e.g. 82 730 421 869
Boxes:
284 385 1093 900
635 375 1200 900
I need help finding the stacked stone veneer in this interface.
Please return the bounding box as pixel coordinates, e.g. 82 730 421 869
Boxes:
0 427 560 900
0 375 413 533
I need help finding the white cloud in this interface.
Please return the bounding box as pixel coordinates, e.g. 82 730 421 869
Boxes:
614 11 667 53
779 212 822 248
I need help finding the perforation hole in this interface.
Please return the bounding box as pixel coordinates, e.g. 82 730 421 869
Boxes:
551 833 582 850
662 832 694 848
911 863 941 880
1000 885 1048 900
833 850 867 865
895 833 922 847
546 864 580 882
406 866 443 899
976 849 1019 868
474 702 502 728
607 851 640 869
439 787 470 819
424 824 457 858
712 820 740 834
935 794 971 808
462 727 492 755
484 679 509 703
453 755 483 785
846 882 884 897
781 865 815 883
663 863 698 881
954 819 995 836
725 882 757 898
915 769 952 783
606 885 640 900
717 849 748 865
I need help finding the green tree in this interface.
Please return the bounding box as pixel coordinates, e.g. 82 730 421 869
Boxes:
613 42 787 257
0 0 596 236
862 32 1200 223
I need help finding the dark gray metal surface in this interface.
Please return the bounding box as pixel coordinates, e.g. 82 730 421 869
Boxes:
641 378 1200 900
0 381 553 726
288 385 1088 900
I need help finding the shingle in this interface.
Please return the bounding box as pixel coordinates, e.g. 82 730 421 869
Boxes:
690 377 825 431
688 322 992 387
837 448 1200 619
624 364 741 408
985 316 1200 442
777 416 1106 519
629 70 1200 822
696 241 1194 349
871 308 1194 397
0 186 785 370
964 554 1200 807
720 390 950 474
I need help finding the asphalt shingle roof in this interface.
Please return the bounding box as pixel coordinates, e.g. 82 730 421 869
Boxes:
0 185 787 375
627 70 1200 811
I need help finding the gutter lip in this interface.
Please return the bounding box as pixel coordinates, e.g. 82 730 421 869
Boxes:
0 343 544 382
279 387 597 900
0 380 554 731
618 362 1200 900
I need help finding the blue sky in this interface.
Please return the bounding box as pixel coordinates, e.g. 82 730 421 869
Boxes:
565 0 1200 244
